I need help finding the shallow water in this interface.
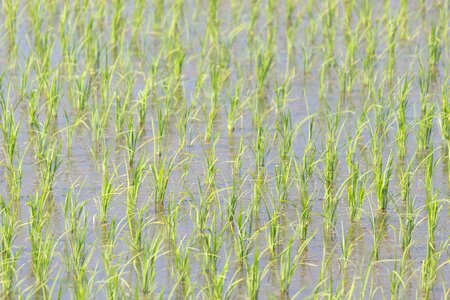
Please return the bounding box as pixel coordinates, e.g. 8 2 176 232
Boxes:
0 0 449 299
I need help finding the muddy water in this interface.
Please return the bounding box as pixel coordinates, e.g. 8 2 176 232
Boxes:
0 0 448 299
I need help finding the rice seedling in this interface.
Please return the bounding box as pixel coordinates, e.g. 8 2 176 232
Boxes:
345 114 367 222
110 0 125 52
371 103 394 211
428 22 443 73
439 79 449 146
153 105 168 158
337 223 354 281
199 212 230 298
255 48 274 102
421 192 442 299
28 191 57 297
399 157 416 252
368 205 383 262
101 219 124 299
63 184 92 299
386 16 398 83
126 157 147 249
175 102 193 148
202 134 219 190
265 207 283 257
340 30 359 98
226 77 244 134
0 92 24 207
248 0 261 49
71 71 92 124
278 229 314 297
374 151 394 212
322 109 342 229
396 76 412 161
277 237 295 296
152 151 182 207
322 0 337 63
98 147 118 224
362 23 377 87
165 196 181 248
0 92 18 167
233 207 254 264
398 0 408 40
170 239 193 298
245 248 267 300
115 91 130 136
252 121 270 173
38 140 62 199
313 236 335 298
227 138 245 222
447 141 450 185
125 119 139 166
27 89 40 130
90 101 107 148
135 233 162 297
0 197 19 298
389 233 412 299
131 0 146 46
3 0 18 46
418 105 435 155
295 118 316 239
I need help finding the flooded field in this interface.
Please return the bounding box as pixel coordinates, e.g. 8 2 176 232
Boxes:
0 0 449 299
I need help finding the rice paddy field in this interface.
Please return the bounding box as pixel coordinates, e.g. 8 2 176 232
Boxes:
0 0 449 299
